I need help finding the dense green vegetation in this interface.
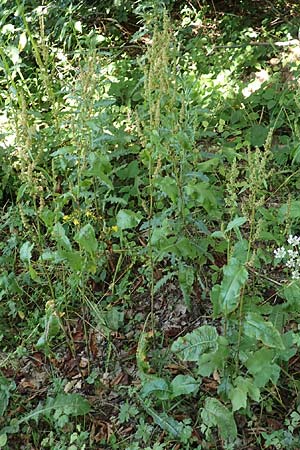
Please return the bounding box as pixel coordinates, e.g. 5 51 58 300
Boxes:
1 0 300 448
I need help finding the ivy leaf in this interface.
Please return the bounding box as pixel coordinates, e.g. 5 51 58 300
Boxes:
201 398 237 442
171 375 199 397
211 257 248 316
171 325 218 361
244 313 285 350
74 224 97 254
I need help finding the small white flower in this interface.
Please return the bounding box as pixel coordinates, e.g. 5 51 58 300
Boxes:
286 259 296 268
292 270 300 280
287 249 298 259
274 247 286 259
288 235 300 246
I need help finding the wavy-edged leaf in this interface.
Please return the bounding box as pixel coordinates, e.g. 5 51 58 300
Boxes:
171 325 218 361
244 313 285 350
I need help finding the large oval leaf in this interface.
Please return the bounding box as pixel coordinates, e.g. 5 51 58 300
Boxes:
211 257 248 316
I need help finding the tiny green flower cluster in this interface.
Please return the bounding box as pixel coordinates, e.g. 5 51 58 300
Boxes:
274 235 300 280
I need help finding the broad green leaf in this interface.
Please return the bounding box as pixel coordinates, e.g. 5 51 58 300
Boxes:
52 223 72 250
58 249 84 272
150 225 168 246
228 379 248 412
52 393 90 416
245 348 274 373
225 216 247 232
163 237 200 259
158 176 178 203
245 348 281 387
211 257 248 316
244 313 285 349
29 264 41 282
116 209 142 230
0 377 11 417
228 376 260 412
20 241 34 264
283 283 300 311
16 183 28 201
141 377 171 400
211 230 226 239
178 264 194 310
103 307 124 331
0 433 7 447
232 239 249 264
86 299 124 332
36 311 61 350
250 124 268 147
278 201 300 222
197 336 228 376
171 325 218 361
74 224 97 254
246 379 261 402
201 398 237 442
171 375 199 397
96 170 113 190
117 161 139 179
